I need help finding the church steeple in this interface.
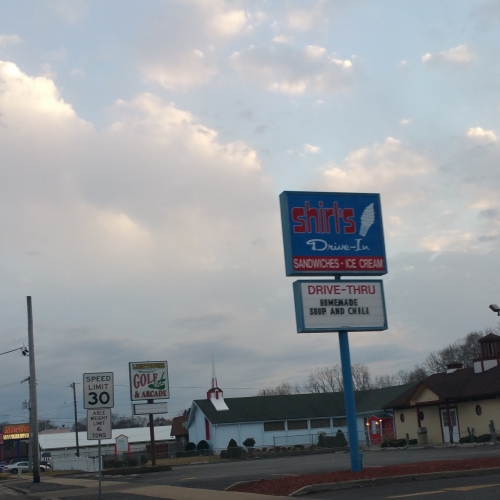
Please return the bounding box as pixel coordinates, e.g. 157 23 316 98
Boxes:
207 355 228 411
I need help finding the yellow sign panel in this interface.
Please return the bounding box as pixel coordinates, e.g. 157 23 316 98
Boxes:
3 423 30 440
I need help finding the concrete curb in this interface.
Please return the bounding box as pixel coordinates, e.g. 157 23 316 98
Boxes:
288 466 500 496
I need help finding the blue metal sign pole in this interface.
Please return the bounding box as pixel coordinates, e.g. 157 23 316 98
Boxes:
338 330 362 472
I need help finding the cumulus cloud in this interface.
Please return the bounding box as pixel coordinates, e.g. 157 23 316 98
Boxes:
0 34 20 47
230 43 356 95
303 143 321 154
422 44 475 67
0 61 298 418
465 127 498 144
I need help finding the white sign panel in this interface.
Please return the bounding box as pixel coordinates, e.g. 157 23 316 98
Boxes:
83 372 114 409
293 280 387 333
129 361 169 401
134 402 169 415
87 408 112 440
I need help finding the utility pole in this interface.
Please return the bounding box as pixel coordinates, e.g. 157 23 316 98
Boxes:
70 383 80 457
27 296 41 483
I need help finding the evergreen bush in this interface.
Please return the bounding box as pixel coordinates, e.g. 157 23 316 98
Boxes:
197 440 209 450
185 442 197 451
140 455 148 465
334 430 348 447
243 437 256 448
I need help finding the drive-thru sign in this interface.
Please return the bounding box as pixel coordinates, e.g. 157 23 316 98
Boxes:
83 372 114 409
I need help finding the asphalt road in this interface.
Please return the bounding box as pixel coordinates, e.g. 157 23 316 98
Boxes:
304 472 500 499
101 444 500 491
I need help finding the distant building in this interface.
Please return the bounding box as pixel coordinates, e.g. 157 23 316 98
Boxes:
384 333 500 444
186 376 414 451
38 426 174 459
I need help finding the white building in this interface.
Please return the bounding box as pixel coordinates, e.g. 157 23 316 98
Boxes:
187 379 414 451
39 426 173 459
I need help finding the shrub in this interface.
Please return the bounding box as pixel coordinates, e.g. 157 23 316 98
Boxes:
389 439 407 448
103 458 114 468
112 460 123 468
197 440 209 450
477 434 491 443
408 439 418 445
185 442 197 452
381 440 389 448
317 433 327 447
227 438 238 448
243 437 256 448
140 455 148 465
125 458 138 467
459 436 477 444
261 447 267 452
334 430 348 448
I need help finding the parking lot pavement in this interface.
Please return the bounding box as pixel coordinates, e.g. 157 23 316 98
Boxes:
0 485 21 497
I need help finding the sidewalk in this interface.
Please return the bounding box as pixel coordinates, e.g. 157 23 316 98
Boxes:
3 476 289 500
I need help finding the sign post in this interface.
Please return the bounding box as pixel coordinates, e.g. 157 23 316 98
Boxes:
280 191 388 473
129 361 169 466
83 373 114 500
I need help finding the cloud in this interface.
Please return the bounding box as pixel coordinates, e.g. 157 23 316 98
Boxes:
465 127 498 144
422 44 475 68
0 60 298 419
137 0 250 90
303 143 321 154
399 119 411 126
0 34 20 47
230 44 357 95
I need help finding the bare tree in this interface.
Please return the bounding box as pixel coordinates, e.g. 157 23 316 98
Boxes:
304 365 343 393
372 374 398 389
351 364 372 391
396 365 428 384
256 381 301 396
38 419 58 431
423 331 487 374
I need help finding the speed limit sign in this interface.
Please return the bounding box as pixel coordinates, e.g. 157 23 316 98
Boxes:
83 372 114 409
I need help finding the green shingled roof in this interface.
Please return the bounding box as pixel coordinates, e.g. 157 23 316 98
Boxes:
193 383 416 425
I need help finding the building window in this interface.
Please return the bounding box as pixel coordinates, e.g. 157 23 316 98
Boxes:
287 420 308 430
310 419 331 429
400 413 405 423
264 421 285 432
476 405 482 416
419 411 425 422
333 418 347 427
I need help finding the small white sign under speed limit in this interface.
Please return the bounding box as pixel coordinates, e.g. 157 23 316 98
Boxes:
87 408 112 440
83 372 114 409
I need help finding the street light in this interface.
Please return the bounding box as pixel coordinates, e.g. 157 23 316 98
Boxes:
489 304 500 316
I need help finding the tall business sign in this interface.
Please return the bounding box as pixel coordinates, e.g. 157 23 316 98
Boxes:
280 191 387 276
280 191 388 474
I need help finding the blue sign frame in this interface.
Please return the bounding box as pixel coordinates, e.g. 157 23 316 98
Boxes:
293 279 388 333
280 191 388 276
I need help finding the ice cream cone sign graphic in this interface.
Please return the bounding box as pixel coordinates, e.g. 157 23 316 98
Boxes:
359 203 375 237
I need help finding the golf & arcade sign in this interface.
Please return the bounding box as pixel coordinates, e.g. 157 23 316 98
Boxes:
129 361 169 401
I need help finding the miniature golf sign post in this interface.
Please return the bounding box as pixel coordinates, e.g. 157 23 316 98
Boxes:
129 361 169 466
83 372 114 500
280 191 388 473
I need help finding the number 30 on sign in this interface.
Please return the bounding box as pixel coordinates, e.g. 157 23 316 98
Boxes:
83 372 114 409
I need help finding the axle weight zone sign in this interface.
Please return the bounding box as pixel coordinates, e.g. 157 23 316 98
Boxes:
83 372 114 409
87 408 112 440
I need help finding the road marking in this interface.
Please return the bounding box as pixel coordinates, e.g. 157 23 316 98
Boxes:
180 474 228 481
443 483 500 492
387 483 500 498
387 491 446 498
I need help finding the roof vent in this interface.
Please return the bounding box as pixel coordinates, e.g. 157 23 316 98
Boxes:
446 362 463 374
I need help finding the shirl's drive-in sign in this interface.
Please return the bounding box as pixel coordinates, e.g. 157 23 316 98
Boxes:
83 372 114 409
280 191 387 276
129 361 169 401
293 280 387 333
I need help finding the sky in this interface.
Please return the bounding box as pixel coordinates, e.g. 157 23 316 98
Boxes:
1 0 500 428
